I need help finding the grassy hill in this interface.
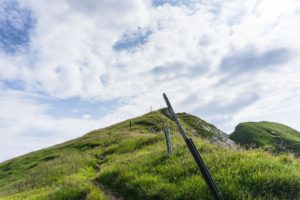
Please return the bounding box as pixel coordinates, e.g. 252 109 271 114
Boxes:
0 110 300 200
229 121 300 155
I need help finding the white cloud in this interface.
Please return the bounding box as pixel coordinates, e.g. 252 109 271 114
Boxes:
1 0 300 161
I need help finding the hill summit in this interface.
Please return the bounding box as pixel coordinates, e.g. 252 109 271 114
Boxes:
0 109 299 199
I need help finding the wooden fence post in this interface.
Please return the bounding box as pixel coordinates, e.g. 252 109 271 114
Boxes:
164 127 172 156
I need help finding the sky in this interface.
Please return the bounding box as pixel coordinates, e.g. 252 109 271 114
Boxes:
0 0 300 162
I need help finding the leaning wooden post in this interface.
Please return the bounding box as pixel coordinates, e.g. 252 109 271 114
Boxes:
163 93 224 200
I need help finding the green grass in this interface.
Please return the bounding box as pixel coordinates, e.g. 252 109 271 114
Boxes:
0 110 299 199
97 136 300 200
229 121 300 155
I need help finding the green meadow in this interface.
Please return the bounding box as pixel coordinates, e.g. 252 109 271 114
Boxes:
0 110 299 199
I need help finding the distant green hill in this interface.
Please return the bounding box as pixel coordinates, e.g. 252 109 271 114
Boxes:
0 110 299 200
229 121 300 155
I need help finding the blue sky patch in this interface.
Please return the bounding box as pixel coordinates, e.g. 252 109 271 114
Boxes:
219 47 291 74
1 80 25 90
151 61 208 82
43 97 121 119
194 93 259 117
152 0 197 7
113 29 151 51
0 0 35 54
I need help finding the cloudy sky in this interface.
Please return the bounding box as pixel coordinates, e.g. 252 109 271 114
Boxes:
0 0 300 162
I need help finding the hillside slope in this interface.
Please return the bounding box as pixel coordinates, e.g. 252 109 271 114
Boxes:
0 110 300 200
229 121 300 155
